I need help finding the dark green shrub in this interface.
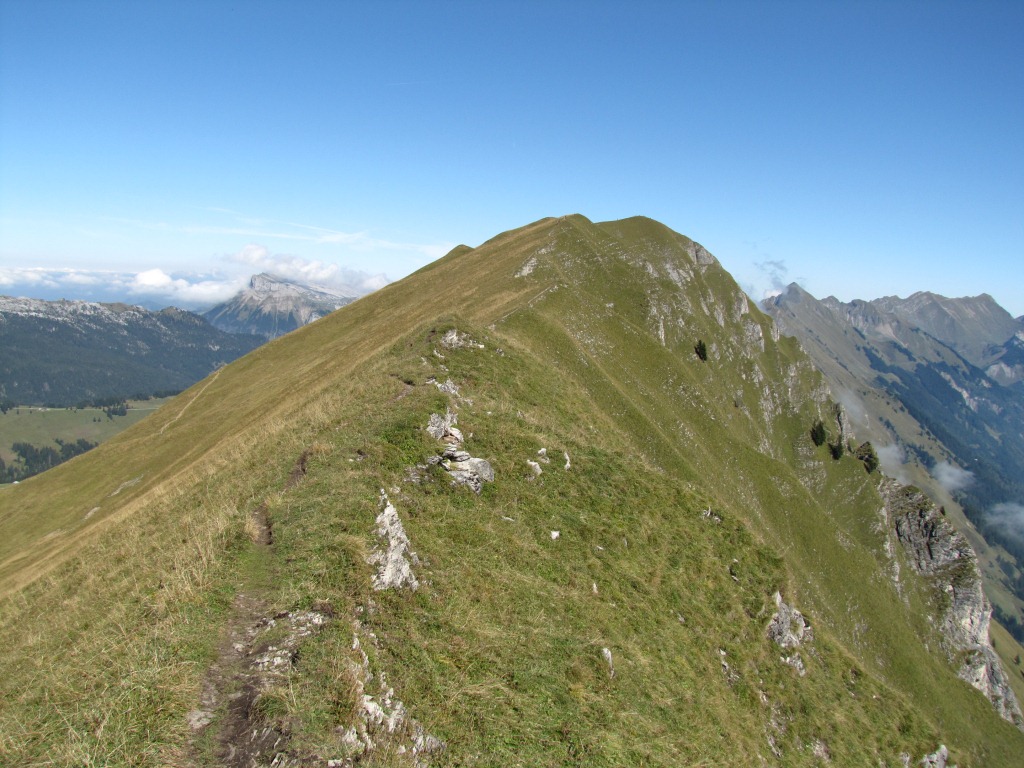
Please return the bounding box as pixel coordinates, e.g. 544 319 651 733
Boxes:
855 441 880 473
810 419 827 446
695 339 708 361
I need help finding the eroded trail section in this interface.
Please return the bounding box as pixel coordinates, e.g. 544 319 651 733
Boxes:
189 449 324 767
190 595 329 767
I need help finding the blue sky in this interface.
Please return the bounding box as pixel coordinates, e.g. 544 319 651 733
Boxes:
1 0 1022 314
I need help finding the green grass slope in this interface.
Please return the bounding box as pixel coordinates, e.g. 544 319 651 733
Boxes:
1 215 1021 766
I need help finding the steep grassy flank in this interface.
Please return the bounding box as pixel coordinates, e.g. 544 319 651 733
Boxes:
1 215 1021 766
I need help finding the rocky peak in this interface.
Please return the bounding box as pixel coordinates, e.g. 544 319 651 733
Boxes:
203 274 359 340
249 273 282 292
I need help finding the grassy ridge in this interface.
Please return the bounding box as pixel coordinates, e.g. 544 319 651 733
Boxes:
1 215 1021 765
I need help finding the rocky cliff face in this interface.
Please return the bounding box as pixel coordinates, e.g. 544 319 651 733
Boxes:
879 479 1023 728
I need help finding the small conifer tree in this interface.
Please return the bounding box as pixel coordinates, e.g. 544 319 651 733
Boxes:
695 339 708 361
810 419 827 446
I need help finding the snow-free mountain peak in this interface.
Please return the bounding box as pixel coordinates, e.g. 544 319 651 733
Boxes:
203 272 361 339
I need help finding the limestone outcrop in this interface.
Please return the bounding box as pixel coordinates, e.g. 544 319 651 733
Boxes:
423 407 494 494
880 480 1023 728
767 592 814 676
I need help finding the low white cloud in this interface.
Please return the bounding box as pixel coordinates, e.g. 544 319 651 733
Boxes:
0 266 243 308
875 443 910 484
0 267 69 290
834 388 869 428
932 460 974 493
1 247 390 309
125 269 245 305
227 244 389 294
989 502 1024 544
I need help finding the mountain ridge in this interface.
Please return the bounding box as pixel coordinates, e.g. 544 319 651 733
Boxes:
2 214 1022 765
870 291 1021 368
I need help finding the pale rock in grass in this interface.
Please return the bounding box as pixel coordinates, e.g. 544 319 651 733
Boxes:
440 328 484 350
718 648 739 686
701 506 722 523
516 256 538 277
368 492 419 592
432 377 460 396
253 610 328 671
920 745 949 768
527 460 543 477
340 621 445 764
426 411 493 493
442 448 494 495
187 709 214 730
427 409 462 443
537 447 550 463
564 451 571 470
767 592 813 677
550 530 560 540
602 647 615 678
811 739 831 762
109 475 143 496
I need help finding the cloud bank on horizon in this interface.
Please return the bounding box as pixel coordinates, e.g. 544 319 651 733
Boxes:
0 244 393 309
1 2 1021 315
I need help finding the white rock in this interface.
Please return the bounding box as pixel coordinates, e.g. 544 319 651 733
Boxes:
602 647 615 678
368 492 419 591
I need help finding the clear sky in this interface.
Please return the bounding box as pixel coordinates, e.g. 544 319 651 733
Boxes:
1 0 1022 314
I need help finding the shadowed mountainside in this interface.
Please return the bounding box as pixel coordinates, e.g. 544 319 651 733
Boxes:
0 296 263 406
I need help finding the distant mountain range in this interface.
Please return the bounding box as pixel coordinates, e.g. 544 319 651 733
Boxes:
203 273 358 339
0 296 263 406
764 286 1024 635
0 273 370 406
